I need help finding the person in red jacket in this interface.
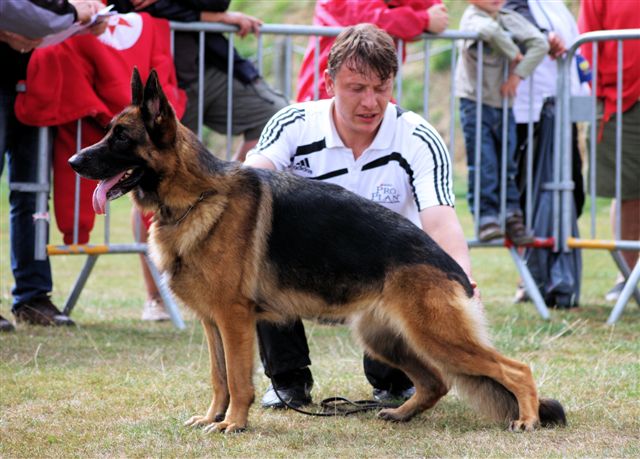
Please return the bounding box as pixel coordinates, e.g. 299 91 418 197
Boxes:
296 0 449 102
578 0 640 300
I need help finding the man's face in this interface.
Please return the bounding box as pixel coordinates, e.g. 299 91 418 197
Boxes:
325 62 394 142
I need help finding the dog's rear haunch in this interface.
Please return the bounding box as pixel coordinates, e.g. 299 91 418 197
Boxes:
69 68 566 434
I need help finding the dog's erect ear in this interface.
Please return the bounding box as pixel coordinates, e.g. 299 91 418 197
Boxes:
131 67 143 107
142 69 177 147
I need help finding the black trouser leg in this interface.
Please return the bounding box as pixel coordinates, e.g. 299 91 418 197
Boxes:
257 319 313 386
363 355 413 392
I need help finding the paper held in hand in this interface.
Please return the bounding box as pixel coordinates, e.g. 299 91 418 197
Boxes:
38 4 116 48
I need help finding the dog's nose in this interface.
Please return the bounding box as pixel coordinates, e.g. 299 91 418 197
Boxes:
68 153 82 172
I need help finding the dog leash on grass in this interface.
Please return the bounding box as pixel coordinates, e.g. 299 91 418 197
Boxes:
271 388 402 417
258 329 401 416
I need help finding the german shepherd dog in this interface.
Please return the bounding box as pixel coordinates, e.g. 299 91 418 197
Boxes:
69 69 566 433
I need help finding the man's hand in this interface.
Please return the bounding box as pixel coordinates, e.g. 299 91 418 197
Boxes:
426 3 448 34
201 11 262 37
547 31 566 59
0 29 42 53
500 73 521 99
69 0 104 24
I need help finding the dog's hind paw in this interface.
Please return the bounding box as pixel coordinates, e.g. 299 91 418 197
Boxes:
202 421 246 434
508 418 539 432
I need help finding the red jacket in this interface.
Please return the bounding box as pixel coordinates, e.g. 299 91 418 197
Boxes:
296 0 441 102
578 0 640 124
15 13 186 244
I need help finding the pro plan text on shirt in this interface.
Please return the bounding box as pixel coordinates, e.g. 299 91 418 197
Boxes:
249 99 454 228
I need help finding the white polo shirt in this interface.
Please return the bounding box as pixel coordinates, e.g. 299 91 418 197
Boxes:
249 99 454 228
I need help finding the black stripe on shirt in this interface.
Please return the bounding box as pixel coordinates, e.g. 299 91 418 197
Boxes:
361 152 420 210
413 124 453 206
294 138 327 157
311 168 349 181
257 107 305 151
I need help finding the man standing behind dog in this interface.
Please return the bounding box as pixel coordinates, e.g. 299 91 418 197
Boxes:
245 24 475 409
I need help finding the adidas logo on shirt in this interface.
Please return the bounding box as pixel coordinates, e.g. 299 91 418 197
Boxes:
293 157 313 174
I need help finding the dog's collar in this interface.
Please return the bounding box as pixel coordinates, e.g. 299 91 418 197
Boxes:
160 190 216 226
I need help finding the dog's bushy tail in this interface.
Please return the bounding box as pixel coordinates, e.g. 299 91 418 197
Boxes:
452 375 567 427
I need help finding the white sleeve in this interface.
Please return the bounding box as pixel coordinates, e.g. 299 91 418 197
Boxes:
248 105 306 172
410 123 455 209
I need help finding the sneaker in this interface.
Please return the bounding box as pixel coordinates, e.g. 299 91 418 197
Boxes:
505 214 535 246
141 298 170 321
261 382 313 409
13 295 75 327
372 386 416 402
478 222 504 242
0 314 15 332
513 283 530 303
605 281 625 302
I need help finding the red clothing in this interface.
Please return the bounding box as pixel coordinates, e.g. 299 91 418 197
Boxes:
296 0 441 102
15 13 186 244
578 0 640 123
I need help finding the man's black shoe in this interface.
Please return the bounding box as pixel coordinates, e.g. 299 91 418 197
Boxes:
0 314 15 332
261 383 312 409
13 295 75 327
372 386 416 402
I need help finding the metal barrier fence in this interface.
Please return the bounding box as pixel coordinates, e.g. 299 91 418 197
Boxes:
558 29 640 324
15 21 638 326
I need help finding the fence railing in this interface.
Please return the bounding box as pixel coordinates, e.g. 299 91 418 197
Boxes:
16 21 640 326
558 29 640 323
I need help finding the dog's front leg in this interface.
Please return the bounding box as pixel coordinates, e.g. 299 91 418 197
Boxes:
185 319 230 428
201 301 256 434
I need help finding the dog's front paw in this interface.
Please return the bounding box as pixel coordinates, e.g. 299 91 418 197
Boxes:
202 420 246 434
184 413 224 428
377 408 412 423
509 418 539 432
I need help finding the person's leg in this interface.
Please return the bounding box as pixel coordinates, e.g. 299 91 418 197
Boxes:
131 207 169 321
620 198 640 271
0 89 16 332
256 319 313 408
503 111 533 245
5 96 73 326
184 66 288 161
363 355 414 400
7 111 52 304
230 77 288 162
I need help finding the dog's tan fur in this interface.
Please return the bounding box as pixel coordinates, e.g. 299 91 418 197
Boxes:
69 69 566 434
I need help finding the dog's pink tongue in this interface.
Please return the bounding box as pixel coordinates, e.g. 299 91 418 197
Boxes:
92 172 126 215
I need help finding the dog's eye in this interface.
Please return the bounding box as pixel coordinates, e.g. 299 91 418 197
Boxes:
113 126 128 143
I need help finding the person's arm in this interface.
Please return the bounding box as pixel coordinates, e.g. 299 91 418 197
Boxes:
508 12 549 79
244 153 277 170
419 206 473 282
243 104 305 171
503 0 564 58
0 0 102 38
577 0 602 65
463 10 521 62
337 0 446 40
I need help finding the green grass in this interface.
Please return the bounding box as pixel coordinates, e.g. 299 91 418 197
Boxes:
1 168 639 457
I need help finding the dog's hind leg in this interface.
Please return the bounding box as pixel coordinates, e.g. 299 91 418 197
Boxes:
393 291 541 430
353 312 449 422
201 301 257 434
184 319 229 428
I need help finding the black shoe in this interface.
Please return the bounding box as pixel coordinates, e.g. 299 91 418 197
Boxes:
0 314 15 332
261 382 313 409
478 222 504 242
372 386 416 402
13 295 75 327
505 214 534 246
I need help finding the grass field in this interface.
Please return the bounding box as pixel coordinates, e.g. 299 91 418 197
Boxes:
1 170 638 457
